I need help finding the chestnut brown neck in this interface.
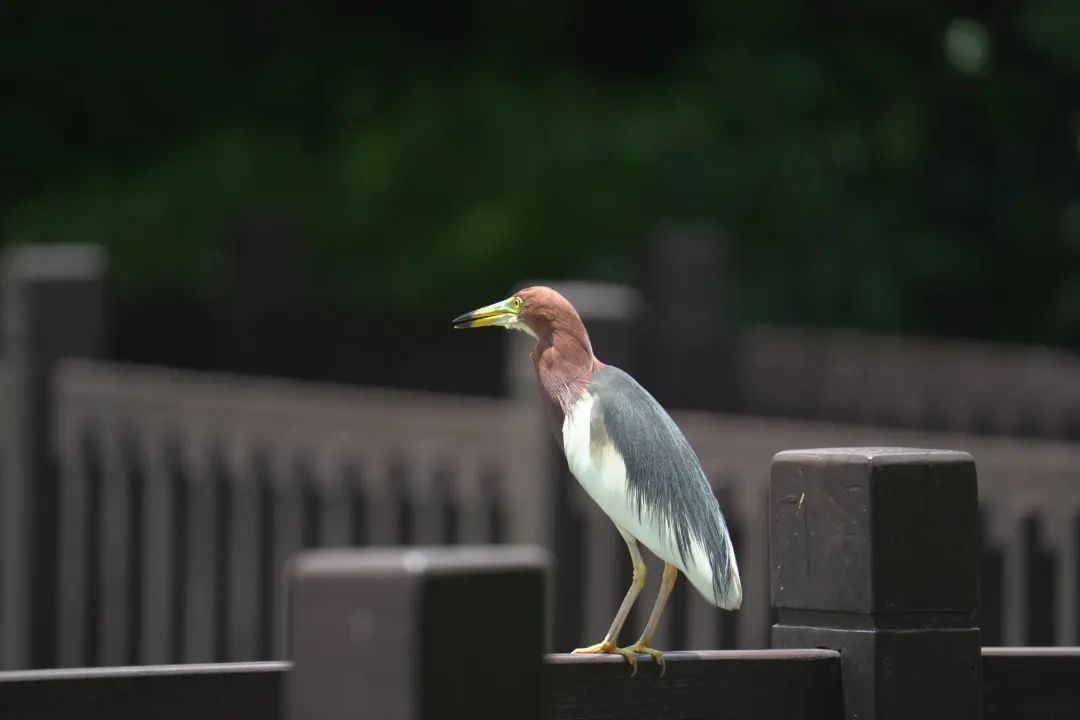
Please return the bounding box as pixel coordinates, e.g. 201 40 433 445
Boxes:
530 313 601 433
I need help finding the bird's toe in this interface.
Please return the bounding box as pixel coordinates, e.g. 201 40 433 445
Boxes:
623 644 666 677
570 640 640 675
613 645 640 676
570 640 615 655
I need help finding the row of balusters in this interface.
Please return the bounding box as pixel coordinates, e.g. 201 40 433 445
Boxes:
45 427 1080 668
54 428 508 668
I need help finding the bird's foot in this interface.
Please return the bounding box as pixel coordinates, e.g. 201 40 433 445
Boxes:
621 643 666 677
570 640 640 675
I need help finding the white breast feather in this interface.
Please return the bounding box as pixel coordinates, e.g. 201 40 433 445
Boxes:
562 391 724 605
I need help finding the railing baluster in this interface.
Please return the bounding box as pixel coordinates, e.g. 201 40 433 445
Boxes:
580 486 619 645
1046 507 1079 645
181 437 218 663
56 411 89 667
98 412 131 666
685 585 720 650
362 451 398 545
316 446 352 547
456 457 490 544
735 470 770 649
484 468 506 544
139 425 175 665
225 439 261 662
683 471 722 651
269 446 304 659
407 447 444 545
991 508 1028 646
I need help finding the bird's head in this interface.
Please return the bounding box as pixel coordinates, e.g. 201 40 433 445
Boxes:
452 286 585 345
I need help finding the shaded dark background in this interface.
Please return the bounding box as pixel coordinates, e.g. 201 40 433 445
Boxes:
4 1 1080 392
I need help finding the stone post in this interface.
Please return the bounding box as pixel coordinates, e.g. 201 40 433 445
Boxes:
286 546 549 720
771 448 981 719
0 244 106 669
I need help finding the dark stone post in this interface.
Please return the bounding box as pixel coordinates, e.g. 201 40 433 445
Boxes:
636 221 732 410
0 244 106 669
770 448 981 719
218 209 310 376
286 546 549 720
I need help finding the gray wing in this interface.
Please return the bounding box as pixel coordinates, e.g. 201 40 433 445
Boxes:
587 364 737 605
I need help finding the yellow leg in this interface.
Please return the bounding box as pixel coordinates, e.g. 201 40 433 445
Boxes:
571 528 646 673
622 563 678 676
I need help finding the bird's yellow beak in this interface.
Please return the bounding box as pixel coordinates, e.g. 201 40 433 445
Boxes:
452 296 522 329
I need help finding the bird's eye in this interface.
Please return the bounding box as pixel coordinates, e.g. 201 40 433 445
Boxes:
514 297 524 311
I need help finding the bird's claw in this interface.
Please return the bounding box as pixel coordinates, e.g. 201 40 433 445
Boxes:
571 640 640 675
621 643 666 677
570 640 667 677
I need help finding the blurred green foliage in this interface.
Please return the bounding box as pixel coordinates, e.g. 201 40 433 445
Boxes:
4 1 1080 343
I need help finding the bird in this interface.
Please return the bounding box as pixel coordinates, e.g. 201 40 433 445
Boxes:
453 286 741 675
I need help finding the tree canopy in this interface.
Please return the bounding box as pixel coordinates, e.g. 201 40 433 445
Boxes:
4 1 1080 345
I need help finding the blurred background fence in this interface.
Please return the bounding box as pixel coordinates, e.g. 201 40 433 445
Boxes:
2 241 1080 670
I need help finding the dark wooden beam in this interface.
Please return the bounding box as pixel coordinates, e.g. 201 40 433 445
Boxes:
982 647 1080 720
546 649 841 720
0 651 840 720
0 662 286 720
8 647 1080 720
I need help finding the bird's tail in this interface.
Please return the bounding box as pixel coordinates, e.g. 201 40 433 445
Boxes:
715 537 742 610
688 523 742 610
